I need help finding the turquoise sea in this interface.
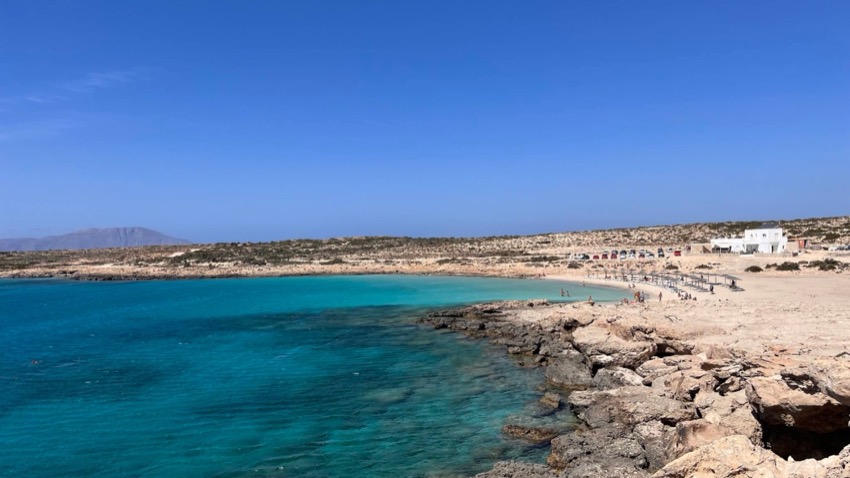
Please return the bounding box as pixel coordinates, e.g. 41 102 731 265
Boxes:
0 275 626 477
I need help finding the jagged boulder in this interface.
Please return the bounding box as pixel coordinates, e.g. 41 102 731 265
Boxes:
593 366 645 390
667 419 736 458
545 358 593 389
654 435 850 478
567 386 696 429
633 420 677 472
746 376 850 434
473 460 558 478
501 424 559 444
652 435 785 477
539 392 562 410
571 325 658 370
651 369 717 402
807 360 850 407
694 390 762 443
548 425 648 476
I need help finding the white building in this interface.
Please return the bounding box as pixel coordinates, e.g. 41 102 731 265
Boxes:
710 223 788 254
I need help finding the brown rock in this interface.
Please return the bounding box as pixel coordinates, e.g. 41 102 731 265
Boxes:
668 419 735 458
746 376 850 434
651 369 717 402
572 325 658 370
652 435 785 477
501 424 558 444
548 425 648 475
593 366 645 390
539 391 562 410
474 461 558 478
544 358 593 390
567 386 696 429
694 390 763 443
808 360 850 407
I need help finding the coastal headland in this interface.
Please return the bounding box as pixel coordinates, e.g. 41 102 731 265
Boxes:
3 215 850 476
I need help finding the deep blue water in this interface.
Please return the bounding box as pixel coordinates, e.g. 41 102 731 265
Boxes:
0 275 626 477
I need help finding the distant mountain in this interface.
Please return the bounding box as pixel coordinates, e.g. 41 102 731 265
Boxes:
0 227 190 251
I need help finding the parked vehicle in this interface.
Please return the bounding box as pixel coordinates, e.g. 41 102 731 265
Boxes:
673 250 682 257
601 253 609 259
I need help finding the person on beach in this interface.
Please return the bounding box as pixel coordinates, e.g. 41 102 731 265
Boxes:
659 292 663 302
560 288 565 297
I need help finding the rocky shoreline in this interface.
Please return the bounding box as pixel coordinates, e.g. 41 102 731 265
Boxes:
417 300 850 477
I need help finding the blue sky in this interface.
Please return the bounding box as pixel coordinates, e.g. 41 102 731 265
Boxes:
1 2 848 242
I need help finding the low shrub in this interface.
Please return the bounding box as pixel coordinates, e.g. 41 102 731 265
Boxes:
665 264 679 270
695 264 712 270
567 261 583 269
808 259 841 271
775 262 800 271
745 265 763 273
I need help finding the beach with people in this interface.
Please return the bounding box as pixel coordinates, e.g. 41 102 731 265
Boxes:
3 218 850 476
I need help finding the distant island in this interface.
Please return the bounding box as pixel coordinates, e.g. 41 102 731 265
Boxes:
0 227 189 252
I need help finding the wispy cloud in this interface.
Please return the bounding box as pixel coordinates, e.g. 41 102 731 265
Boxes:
63 69 149 93
0 68 152 143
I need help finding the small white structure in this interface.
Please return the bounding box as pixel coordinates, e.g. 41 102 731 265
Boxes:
711 223 788 254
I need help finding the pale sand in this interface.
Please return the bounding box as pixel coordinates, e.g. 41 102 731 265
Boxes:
547 270 850 360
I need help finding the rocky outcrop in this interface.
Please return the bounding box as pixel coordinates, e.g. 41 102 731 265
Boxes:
548 425 650 476
804 360 850 407
654 435 850 478
746 376 850 434
544 358 593 389
567 386 695 429
418 301 850 478
593 366 645 390
571 324 657 370
653 435 786 477
473 461 558 478
502 424 559 445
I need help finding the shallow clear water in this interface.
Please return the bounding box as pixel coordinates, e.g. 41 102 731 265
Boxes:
0 275 626 477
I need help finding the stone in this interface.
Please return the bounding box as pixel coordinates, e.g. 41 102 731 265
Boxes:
567 386 696 429
548 425 648 474
572 325 658 370
544 358 593 389
539 392 562 410
694 390 763 443
653 435 785 477
593 366 645 390
473 460 558 478
746 376 850 434
668 419 735 458
807 360 850 407
633 420 676 472
651 369 717 402
501 424 559 444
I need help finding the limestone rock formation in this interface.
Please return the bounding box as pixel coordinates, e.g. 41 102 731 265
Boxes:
567 386 696 429
746 376 850 434
473 461 558 478
544 358 593 389
571 325 658 370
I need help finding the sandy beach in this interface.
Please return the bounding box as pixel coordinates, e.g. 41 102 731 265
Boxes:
3 222 850 476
